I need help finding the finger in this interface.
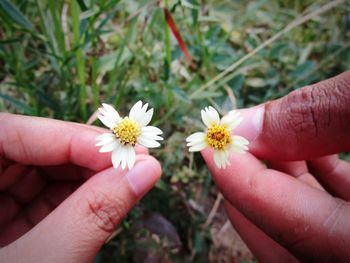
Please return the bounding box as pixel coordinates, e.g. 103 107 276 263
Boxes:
0 113 148 171
308 155 350 201
0 155 161 262
234 71 350 161
268 160 323 190
9 168 46 204
0 163 28 190
224 202 298 263
202 149 350 262
40 164 95 181
0 194 20 228
0 181 80 246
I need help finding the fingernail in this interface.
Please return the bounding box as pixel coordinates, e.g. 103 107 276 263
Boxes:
126 159 160 196
234 106 264 142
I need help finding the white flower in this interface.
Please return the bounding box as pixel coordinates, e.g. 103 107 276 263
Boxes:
96 101 163 170
186 106 249 169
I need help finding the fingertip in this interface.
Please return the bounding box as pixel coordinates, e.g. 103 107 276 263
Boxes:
135 145 149 155
126 155 162 196
234 106 264 142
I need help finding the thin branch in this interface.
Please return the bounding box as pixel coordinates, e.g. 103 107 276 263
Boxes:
204 193 223 228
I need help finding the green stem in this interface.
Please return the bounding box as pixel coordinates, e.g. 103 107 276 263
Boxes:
71 0 87 119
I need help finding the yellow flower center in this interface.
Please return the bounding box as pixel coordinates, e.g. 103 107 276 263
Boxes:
112 117 141 145
206 124 231 150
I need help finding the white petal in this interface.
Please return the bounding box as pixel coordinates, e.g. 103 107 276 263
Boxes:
231 135 249 153
102 103 120 120
129 101 143 121
201 106 220 127
139 108 153 127
99 140 119 153
220 110 243 131
201 109 211 127
207 106 220 124
186 132 205 143
96 133 114 141
139 132 163 141
97 114 116 129
188 141 206 152
121 150 127 170
213 150 230 168
96 134 116 146
142 126 163 135
126 146 136 170
111 144 124 169
138 137 161 148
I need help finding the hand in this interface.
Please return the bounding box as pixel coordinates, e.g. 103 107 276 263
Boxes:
0 114 161 262
202 71 350 262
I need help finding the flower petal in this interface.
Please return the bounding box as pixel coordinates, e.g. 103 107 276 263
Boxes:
96 133 116 146
201 109 211 127
142 126 163 135
96 133 114 141
139 132 163 141
207 106 220 124
188 141 206 152
138 137 161 148
220 110 243 131
201 106 220 127
186 132 205 143
231 135 249 153
139 108 153 127
214 150 230 168
102 103 120 120
99 140 119 153
129 101 143 122
126 146 136 170
112 144 123 169
97 114 116 129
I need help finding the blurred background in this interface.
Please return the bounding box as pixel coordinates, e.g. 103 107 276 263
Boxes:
0 0 349 262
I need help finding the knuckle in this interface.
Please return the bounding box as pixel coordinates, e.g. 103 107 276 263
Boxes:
85 190 128 233
284 87 320 138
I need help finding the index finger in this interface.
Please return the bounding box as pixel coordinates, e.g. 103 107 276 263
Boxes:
0 113 147 171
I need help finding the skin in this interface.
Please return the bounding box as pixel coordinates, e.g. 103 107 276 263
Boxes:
0 114 161 262
202 70 350 262
0 71 349 262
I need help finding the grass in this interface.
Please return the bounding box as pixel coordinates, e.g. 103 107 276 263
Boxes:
1 0 350 262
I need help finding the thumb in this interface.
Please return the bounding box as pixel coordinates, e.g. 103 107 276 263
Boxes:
235 70 350 161
3 155 161 263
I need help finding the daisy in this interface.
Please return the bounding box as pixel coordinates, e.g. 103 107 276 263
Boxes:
96 101 163 170
186 106 249 169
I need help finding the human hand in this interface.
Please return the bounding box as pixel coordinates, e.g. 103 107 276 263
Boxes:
202 71 350 262
0 114 161 262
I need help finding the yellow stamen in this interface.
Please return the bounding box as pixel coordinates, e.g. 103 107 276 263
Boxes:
113 117 141 145
206 124 231 150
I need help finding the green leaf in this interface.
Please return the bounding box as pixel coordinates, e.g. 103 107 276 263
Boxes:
0 93 33 114
172 86 190 103
228 74 245 91
0 0 34 30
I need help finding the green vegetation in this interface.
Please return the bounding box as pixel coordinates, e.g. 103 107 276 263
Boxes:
1 0 349 262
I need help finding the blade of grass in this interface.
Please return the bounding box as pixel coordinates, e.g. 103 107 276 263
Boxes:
0 93 34 115
48 1 66 55
0 0 34 30
189 0 346 99
71 0 87 119
163 2 171 81
91 55 99 110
